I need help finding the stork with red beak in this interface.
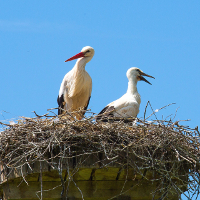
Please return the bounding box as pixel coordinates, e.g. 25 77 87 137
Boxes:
57 46 95 119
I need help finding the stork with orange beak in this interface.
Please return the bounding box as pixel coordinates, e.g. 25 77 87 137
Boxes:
57 46 95 119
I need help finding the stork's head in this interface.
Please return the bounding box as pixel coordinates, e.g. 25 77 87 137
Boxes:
81 46 95 57
126 67 155 85
65 46 95 62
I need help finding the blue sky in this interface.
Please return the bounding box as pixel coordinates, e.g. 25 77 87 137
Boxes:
0 1 200 199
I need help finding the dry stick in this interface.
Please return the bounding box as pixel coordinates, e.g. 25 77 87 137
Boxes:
144 101 176 120
20 165 29 186
0 121 13 127
59 145 66 198
33 111 50 118
36 183 63 199
144 100 158 120
40 161 43 200
120 147 129 194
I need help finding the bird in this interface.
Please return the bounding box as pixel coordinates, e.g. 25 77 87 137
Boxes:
57 46 95 119
96 67 155 122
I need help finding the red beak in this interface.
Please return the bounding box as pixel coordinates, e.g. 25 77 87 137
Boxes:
65 52 85 62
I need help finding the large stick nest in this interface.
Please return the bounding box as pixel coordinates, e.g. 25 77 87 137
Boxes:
0 109 200 199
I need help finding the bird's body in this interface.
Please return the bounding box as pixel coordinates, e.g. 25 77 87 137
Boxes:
104 91 141 118
57 46 95 119
96 67 154 121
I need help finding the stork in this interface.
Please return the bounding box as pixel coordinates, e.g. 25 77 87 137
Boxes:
57 46 95 119
96 67 155 121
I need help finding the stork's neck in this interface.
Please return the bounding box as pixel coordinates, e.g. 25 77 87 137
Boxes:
127 78 138 94
73 57 92 73
74 58 87 71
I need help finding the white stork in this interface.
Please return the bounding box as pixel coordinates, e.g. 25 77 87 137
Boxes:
57 46 95 119
96 67 155 121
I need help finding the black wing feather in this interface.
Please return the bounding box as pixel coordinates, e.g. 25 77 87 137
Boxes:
57 94 64 115
84 96 91 111
80 96 91 117
96 105 115 122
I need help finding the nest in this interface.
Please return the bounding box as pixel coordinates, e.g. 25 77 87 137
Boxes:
0 109 200 200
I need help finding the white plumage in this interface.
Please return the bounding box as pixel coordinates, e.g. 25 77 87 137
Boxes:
96 67 155 121
57 46 95 119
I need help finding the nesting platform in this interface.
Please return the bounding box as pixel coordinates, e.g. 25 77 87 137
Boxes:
0 115 199 199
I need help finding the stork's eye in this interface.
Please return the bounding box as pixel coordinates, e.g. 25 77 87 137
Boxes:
86 50 90 53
